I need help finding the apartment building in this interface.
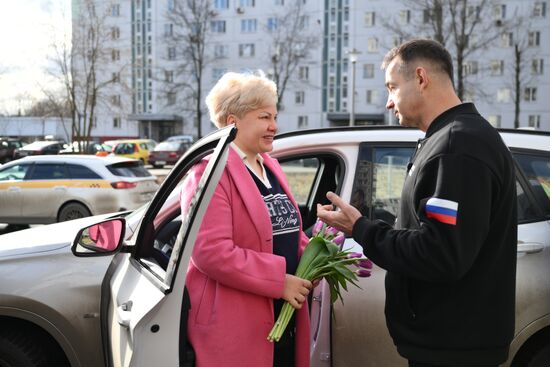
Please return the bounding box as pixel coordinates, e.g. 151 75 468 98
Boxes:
73 0 549 141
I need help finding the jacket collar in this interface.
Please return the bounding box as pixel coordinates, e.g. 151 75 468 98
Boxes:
425 103 479 138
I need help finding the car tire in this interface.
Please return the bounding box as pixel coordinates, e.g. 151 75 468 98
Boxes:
0 327 68 367
512 329 550 367
57 202 91 222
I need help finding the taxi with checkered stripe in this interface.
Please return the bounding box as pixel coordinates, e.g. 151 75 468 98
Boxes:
0 155 159 224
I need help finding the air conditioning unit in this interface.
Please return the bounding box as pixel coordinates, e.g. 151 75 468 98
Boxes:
236 7 245 14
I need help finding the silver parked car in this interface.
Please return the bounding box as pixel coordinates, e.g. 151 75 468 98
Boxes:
0 155 158 224
0 126 548 367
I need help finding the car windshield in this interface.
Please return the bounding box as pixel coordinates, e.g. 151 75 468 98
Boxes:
21 141 57 150
154 142 181 151
107 161 152 177
114 143 136 154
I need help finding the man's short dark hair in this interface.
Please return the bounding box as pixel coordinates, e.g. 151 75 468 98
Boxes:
381 39 454 84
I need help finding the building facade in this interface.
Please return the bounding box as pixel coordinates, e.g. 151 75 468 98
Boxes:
72 0 549 141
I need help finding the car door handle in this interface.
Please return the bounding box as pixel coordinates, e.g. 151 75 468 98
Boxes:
116 300 133 328
7 187 20 192
517 242 544 255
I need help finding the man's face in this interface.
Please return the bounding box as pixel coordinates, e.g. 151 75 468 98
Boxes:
384 58 423 129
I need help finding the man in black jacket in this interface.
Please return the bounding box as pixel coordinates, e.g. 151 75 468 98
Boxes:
317 39 517 367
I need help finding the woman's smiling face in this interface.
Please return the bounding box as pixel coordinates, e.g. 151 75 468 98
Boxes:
232 105 278 156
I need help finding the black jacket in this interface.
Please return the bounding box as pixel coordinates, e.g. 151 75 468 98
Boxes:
353 103 517 365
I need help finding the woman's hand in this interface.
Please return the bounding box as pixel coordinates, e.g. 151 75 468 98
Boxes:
283 274 312 309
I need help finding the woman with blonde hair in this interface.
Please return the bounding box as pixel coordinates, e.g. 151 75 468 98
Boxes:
180 71 312 367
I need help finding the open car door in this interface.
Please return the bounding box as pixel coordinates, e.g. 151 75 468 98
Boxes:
100 126 236 367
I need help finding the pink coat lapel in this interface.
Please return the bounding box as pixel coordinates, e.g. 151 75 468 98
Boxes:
225 148 273 247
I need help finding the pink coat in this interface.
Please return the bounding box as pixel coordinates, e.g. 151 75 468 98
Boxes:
180 148 310 367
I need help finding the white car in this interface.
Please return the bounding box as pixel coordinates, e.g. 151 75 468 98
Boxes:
0 126 548 367
0 155 158 224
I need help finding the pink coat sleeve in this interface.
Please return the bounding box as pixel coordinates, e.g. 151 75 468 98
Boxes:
180 159 286 300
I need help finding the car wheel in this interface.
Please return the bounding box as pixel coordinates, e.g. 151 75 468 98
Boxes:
513 330 550 367
57 202 91 222
0 327 69 367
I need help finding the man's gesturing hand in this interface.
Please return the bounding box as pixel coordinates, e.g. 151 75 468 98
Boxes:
316 191 362 235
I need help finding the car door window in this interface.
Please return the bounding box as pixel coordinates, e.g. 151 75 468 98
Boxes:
280 158 319 205
28 164 67 180
352 144 414 224
513 151 550 217
67 164 102 179
0 164 31 180
278 154 343 231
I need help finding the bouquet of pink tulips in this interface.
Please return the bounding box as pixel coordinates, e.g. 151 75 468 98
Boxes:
267 220 373 342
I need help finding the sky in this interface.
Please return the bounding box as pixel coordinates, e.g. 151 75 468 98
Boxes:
0 0 71 115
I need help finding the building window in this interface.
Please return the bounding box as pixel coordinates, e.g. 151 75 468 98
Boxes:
275 0 284 5
112 72 120 83
295 91 305 105
167 92 176 105
363 64 374 79
165 70 174 82
364 11 375 27
528 31 541 47
366 90 379 104
239 43 255 57
298 115 308 128
392 36 404 48
488 115 501 128
493 4 506 19
528 115 541 128
214 0 229 9
240 0 255 6
111 95 121 106
111 27 120 40
399 10 410 24
214 44 229 58
113 117 121 128
241 19 257 33
111 4 120 16
533 2 547 17
168 0 175 11
491 60 504 76
164 23 173 37
299 15 309 29
299 66 309 80
463 61 478 76
168 47 176 60
532 59 544 75
501 33 513 47
112 49 120 61
267 17 278 31
367 37 378 52
524 87 537 102
211 20 226 33
497 88 510 103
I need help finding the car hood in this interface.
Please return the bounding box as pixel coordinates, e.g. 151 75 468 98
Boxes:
0 214 114 258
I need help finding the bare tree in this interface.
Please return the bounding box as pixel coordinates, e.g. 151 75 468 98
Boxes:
267 2 320 111
164 0 215 139
383 0 514 100
46 0 125 151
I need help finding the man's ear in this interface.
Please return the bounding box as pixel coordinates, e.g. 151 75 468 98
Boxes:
416 66 429 91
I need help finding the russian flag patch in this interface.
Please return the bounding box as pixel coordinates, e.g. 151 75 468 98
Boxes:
425 198 458 225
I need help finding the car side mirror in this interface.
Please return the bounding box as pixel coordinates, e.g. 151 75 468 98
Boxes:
72 218 126 257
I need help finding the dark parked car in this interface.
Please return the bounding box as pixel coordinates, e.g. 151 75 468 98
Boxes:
0 138 25 164
148 140 192 168
13 140 65 159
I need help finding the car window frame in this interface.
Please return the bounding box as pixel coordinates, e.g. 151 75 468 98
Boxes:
511 148 550 223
